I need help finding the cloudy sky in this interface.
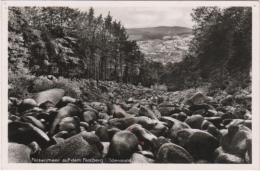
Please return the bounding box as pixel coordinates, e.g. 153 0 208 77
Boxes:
78 6 195 29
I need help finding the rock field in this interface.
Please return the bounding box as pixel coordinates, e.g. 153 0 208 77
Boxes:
8 82 252 163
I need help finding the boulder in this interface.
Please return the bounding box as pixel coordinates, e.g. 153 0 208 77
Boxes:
18 98 38 113
216 106 227 113
97 119 109 127
139 106 158 120
176 112 187 122
156 143 194 163
207 110 218 117
214 111 225 117
107 103 129 118
229 130 252 157
32 88 65 106
118 102 131 111
128 107 140 116
9 115 20 122
38 132 103 161
108 116 156 130
204 117 222 129
83 105 99 114
98 112 111 120
8 121 50 149
245 138 252 163
152 109 162 118
188 131 220 161
131 153 154 163
152 136 171 155
181 108 191 116
149 122 167 137
160 117 190 142
184 115 204 129
159 101 176 108
234 94 248 105
20 116 46 131
108 131 138 159
83 111 97 125
159 107 179 116
207 124 222 140
101 142 110 158
28 141 41 157
220 125 239 152
126 97 134 103
189 104 215 113
56 96 77 108
244 113 252 120
170 113 179 119
87 124 101 132
107 127 121 140
49 103 80 136
193 109 206 116
39 101 55 110
185 92 207 106
58 116 80 138
52 131 68 144
221 113 234 121
127 124 157 151
80 122 89 130
213 147 224 161
233 107 248 119
201 120 211 130
215 153 245 163
95 126 110 142
157 96 165 104
176 129 199 149
8 143 31 163
220 95 235 106
91 101 106 112
196 159 211 163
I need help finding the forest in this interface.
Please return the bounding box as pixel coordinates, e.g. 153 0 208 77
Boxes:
9 7 144 83
8 6 252 95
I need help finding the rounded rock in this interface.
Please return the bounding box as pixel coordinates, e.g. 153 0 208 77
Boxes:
108 131 138 159
95 126 110 142
184 115 204 129
8 143 31 163
215 153 245 163
59 116 80 137
83 111 97 125
188 131 220 161
156 143 194 163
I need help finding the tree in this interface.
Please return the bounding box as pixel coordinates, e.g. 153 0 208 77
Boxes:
8 6 145 84
189 6 252 89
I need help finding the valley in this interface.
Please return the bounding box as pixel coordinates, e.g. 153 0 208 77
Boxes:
126 26 194 64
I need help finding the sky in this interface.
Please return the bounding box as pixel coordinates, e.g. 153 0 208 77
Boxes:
78 6 195 29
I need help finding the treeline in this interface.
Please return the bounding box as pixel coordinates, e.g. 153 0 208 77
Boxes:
8 6 252 91
136 7 252 90
8 7 143 83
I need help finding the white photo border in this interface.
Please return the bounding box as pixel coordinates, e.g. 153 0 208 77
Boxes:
1 1 259 170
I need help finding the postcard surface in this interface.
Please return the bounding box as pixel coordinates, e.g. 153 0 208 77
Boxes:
1 1 260 170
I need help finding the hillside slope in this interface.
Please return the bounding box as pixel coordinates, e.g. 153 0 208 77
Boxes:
127 26 192 41
126 26 193 63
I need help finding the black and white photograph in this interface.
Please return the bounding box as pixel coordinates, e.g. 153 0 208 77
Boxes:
1 1 260 170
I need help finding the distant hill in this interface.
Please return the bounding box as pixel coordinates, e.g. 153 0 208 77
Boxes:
126 26 194 64
126 26 192 41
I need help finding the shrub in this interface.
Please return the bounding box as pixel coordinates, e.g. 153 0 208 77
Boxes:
8 71 36 99
32 76 85 98
8 71 87 99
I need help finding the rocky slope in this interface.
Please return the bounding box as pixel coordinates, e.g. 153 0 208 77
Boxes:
8 82 252 163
